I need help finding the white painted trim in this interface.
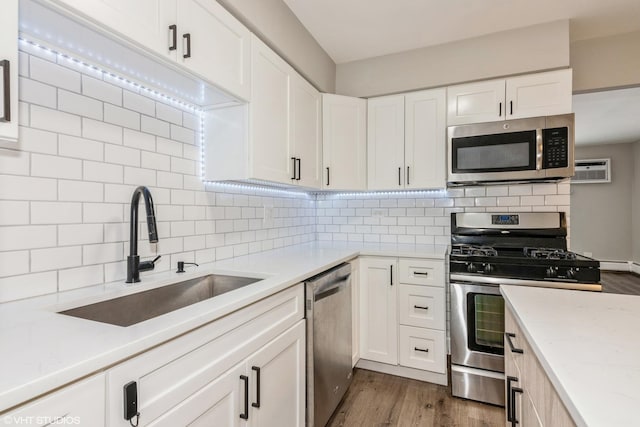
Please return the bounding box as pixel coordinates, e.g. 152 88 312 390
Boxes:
355 359 448 386
631 263 640 275
600 261 630 272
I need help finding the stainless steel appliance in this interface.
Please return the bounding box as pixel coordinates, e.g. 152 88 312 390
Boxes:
448 114 574 185
305 263 352 427
449 212 600 406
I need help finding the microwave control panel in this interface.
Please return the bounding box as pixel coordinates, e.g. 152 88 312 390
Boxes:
543 127 569 169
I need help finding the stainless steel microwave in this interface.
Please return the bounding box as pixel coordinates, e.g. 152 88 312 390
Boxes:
447 114 574 185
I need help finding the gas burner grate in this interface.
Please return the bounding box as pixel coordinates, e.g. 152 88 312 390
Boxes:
524 247 577 260
452 245 498 257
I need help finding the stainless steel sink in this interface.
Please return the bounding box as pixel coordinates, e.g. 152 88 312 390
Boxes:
59 274 262 326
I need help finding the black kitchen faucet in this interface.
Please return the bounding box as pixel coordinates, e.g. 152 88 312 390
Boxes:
126 186 160 283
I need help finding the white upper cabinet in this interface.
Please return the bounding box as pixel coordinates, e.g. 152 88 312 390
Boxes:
367 88 446 190
290 73 322 188
322 94 367 191
405 88 447 189
367 95 405 190
250 35 294 184
447 69 572 125
0 0 18 145
52 0 251 100
506 69 572 119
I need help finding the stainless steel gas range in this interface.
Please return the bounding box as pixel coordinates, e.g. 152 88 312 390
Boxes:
448 212 601 406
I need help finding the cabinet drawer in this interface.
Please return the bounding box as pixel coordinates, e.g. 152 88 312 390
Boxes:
107 285 304 426
398 284 444 330
505 305 526 371
398 258 443 286
3 374 105 426
398 325 445 373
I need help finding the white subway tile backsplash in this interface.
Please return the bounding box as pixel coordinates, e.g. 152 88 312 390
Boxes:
59 135 104 161
58 90 103 120
83 203 124 223
486 186 509 197
141 116 170 138
0 148 30 175
19 127 58 154
59 265 104 291
30 56 81 92
19 77 57 108
123 128 156 152
0 225 57 251
170 124 195 144
0 251 30 278
156 138 183 157
31 202 81 224
83 242 123 265
0 201 29 225
183 112 198 130
30 105 82 136
141 151 171 172
157 171 183 189
82 118 123 145
82 75 122 106
31 246 82 272
156 103 183 125
104 104 140 130
58 224 104 246
123 91 154 116
83 161 123 184
123 167 156 187
32 153 82 179
509 185 533 196
0 175 57 201
105 144 140 167
171 157 196 175
59 180 103 202
0 272 57 303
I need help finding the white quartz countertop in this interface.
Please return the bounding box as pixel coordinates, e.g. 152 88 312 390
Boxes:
501 285 640 427
0 241 446 412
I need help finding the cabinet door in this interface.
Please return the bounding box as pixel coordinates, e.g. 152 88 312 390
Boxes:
0 0 18 145
367 95 405 190
250 36 293 184
447 79 506 125
246 321 305 427
3 374 105 426
359 258 397 365
404 88 446 189
147 364 245 427
349 258 360 367
322 94 367 191
506 69 572 119
54 0 176 61
290 73 321 188
178 0 251 100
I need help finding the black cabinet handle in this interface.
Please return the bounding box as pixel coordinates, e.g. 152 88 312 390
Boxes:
291 157 296 180
390 264 393 286
1 60 10 122
326 167 330 186
414 347 429 353
510 100 513 115
296 158 301 180
407 166 410 186
506 376 517 422
398 167 401 186
123 381 139 427
505 332 524 354
168 25 177 51
413 305 429 310
413 271 429 276
240 375 249 419
183 33 191 59
499 102 502 117
511 386 523 427
251 366 261 408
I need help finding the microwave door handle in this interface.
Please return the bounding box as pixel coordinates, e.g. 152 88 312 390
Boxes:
536 128 544 170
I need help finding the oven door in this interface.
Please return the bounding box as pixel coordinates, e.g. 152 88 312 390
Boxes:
450 281 505 373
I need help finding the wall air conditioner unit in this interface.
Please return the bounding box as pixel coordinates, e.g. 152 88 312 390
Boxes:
572 158 611 184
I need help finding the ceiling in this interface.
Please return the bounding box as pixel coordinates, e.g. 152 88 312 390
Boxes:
573 87 640 146
283 0 640 64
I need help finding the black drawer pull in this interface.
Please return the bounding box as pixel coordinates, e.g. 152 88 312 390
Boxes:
413 271 429 276
505 332 524 354
291 157 296 180
251 366 261 408
183 33 191 59
168 25 177 51
390 264 393 286
326 167 330 186
414 347 429 353
240 375 249 419
413 305 429 310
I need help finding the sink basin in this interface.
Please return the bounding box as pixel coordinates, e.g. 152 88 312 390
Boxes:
59 274 262 326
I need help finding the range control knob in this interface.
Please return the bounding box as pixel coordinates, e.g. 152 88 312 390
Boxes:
484 263 494 274
467 263 478 273
546 266 558 278
566 268 576 279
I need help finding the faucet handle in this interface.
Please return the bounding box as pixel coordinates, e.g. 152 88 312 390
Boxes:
138 255 161 273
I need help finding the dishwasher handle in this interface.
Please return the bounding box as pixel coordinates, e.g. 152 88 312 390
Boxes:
313 273 351 302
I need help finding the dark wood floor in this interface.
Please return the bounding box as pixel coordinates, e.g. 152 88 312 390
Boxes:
327 369 504 427
600 271 640 295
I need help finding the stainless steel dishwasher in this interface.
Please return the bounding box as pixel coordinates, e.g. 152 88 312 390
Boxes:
305 263 352 427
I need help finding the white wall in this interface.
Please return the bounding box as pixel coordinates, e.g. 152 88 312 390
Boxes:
335 20 570 98
0 43 315 303
633 143 640 263
571 143 634 261
216 0 336 93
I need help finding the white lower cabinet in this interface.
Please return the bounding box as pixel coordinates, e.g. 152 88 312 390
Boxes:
358 256 446 381
505 304 575 427
106 285 305 427
1 374 105 426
